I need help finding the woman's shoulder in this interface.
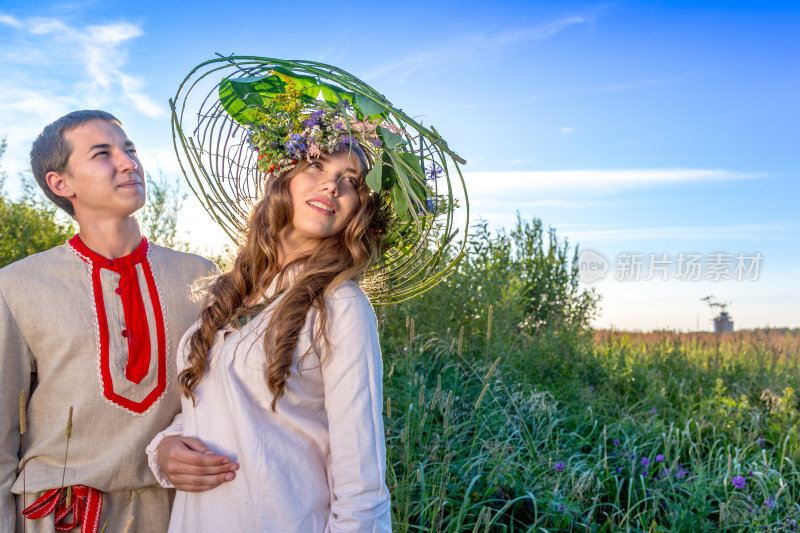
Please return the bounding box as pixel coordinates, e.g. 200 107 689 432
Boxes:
324 280 374 316
326 280 368 301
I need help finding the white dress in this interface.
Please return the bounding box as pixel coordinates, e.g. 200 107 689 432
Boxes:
147 279 391 532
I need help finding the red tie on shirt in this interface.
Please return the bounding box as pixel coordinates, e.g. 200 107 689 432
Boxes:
22 486 103 533
68 235 152 383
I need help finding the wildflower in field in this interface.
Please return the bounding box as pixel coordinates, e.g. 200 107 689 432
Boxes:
615 466 623 473
764 497 775 509
641 457 650 467
649 407 657 415
554 461 565 472
588 385 595 392
732 475 746 489
675 465 688 479
758 439 766 447
655 454 664 462
557 503 566 513
642 469 648 477
613 439 620 446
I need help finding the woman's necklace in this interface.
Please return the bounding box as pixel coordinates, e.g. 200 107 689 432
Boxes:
229 290 285 330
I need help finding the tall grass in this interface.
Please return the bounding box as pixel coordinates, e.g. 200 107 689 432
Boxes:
383 326 800 532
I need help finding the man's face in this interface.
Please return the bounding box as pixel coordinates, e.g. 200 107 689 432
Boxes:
56 119 146 221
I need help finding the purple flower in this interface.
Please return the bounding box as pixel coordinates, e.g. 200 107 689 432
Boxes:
425 164 443 182
659 469 668 480
302 110 325 128
370 138 383 148
758 439 766 447
655 454 664 463
588 385 595 392
732 475 746 490
650 407 657 415
615 466 623 473
285 134 307 159
642 469 648 477
613 439 620 446
554 462 565 472
764 497 775 509
676 466 688 480
641 457 650 467
425 198 435 212
557 503 566 513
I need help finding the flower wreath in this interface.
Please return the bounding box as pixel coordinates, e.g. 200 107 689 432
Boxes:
170 55 469 303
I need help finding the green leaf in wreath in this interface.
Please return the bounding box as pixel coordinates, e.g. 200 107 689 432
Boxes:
354 92 386 119
378 126 406 149
388 151 426 206
272 66 357 108
379 152 397 190
390 183 409 217
220 74 286 124
365 163 383 193
398 153 425 183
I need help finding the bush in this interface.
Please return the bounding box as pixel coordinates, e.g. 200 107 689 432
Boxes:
0 138 75 268
379 214 599 385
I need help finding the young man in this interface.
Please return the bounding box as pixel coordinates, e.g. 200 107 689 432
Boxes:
0 111 235 533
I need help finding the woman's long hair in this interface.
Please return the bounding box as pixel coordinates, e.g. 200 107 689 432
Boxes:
178 145 384 410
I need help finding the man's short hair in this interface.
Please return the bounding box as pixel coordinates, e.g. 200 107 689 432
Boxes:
30 110 123 217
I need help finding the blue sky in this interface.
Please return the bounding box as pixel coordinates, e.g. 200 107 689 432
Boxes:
1 0 797 330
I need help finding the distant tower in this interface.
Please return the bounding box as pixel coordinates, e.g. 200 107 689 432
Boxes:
713 310 734 333
701 295 734 334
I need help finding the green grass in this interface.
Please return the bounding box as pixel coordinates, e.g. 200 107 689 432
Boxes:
383 327 800 532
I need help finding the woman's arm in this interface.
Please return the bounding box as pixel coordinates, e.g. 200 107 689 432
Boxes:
321 285 392 532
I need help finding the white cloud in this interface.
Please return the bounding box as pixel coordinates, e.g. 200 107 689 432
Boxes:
564 223 789 242
464 168 766 196
0 13 22 28
118 72 163 119
560 126 576 134
0 14 163 181
526 76 685 102
364 15 589 81
0 15 162 121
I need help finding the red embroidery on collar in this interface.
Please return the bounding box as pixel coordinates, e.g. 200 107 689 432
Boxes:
69 235 167 414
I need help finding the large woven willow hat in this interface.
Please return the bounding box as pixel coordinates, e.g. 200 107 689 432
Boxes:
171 55 469 303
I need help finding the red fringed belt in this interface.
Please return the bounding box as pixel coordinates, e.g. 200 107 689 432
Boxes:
22 485 103 533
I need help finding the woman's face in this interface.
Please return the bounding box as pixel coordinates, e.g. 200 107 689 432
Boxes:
278 150 362 261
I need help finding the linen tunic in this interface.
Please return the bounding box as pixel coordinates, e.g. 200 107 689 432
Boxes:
147 279 392 532
0 237 216 533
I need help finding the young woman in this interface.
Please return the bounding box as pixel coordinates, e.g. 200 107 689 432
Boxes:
148 57 467 533
148 144 392 531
